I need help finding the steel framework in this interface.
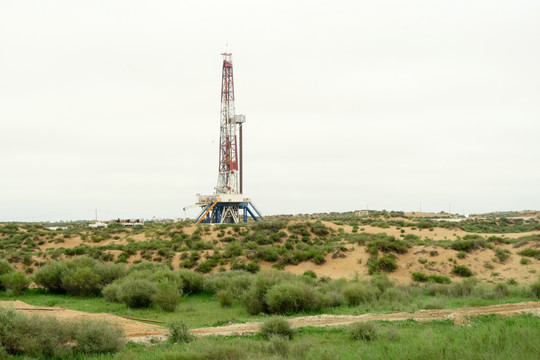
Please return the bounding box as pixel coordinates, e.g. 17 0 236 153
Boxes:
191 53 263 224
217 53 239 194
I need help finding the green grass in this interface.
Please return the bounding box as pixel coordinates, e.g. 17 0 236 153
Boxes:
0 290 267 328
18 315 537 359
1 284 536 328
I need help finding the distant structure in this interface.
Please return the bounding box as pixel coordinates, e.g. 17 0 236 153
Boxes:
189 53 263 224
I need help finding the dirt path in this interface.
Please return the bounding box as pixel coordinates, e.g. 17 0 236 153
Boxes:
190 301 540 336
2 301 539 340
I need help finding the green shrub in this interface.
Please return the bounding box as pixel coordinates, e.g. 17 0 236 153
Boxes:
153 281 181 312
367 235 409 255
343 283 376 305
102 282 121 302
450 278 478 296
495 248 510 263
379 287 411 303
428 275 451 284
303 270 317 279
243 287 265 315
118 279 157 308
0 307 75 357
321 290 345 307
451 265 473 278
531 280 540 298
34 258 124 295
127 262 170 274
94 262 126 284
451 238 489 253
518 248 540 260
61 266 102 296
168 319 194 344
368 254 398 274
0 271 30 295
457 251 466 259
177 269 204 294
34 260 69 292
264 282 322 314
217 289 234 307
412 272 429 282
520 258 531 265
370 274 394 293
242 270 296 315
348 322 378 341
74 320 124 354
259 317 294 339
492 282 509 298
246 262 261 273
0 260 14 277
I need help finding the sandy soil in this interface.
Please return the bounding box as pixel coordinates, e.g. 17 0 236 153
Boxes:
3 301 539 340
275 242 540 284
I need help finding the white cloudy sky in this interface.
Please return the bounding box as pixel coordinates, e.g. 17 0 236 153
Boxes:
1 1 539 221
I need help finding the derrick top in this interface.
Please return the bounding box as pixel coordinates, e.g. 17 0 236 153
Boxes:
221 52 233 67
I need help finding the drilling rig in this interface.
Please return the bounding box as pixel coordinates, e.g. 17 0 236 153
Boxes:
188 53 263 224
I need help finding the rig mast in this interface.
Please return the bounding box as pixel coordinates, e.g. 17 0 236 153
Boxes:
217 53 239 195
190 53 263 224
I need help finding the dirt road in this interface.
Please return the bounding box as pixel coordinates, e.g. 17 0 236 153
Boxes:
2 301 539 340
190 301 540 336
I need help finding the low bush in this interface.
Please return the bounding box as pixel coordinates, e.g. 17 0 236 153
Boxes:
0 307 123 357
0 260 14 277
368 254 398 274
74 320 124 354
412 272 429 282
61 266 102 296
451 237 490 253
495 248 510 263
370 274 394 293
343 283 376 305
492 282 509 298
451 265 473 278
517 248 540 260
242 270 296 315
127 261 170 274
177 269 205 294
168 319 194 344
348 322 378 341
450 278 478 297
204 271 254 297
0 271 30 295
102 282 121 302
34 258 125 296
34 260 69 292
264 281 322 314
531 280 540 298
152 281 181 312
366 235 409 255
217 289 234 307
412 272 451 284
259 317 294 339
428 275 451 284
118 279 158 308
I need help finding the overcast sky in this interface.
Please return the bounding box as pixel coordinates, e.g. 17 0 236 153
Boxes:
1 1 539 221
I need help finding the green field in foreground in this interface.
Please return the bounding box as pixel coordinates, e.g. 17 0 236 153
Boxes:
6 315 538 360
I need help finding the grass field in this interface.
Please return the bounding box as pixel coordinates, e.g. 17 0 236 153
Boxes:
4 315 537 359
